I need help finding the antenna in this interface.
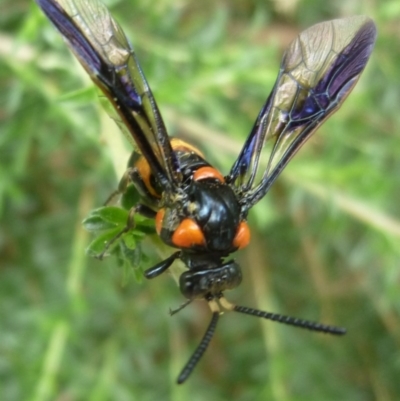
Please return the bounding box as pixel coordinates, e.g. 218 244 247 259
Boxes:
177 301 220 384
219 296 346 335
176 296 345 384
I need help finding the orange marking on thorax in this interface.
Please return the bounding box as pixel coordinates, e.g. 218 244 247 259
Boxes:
233 221 251 250
135 157 160 198
172 218 206 248
155 208 165 235
193 166 225 183
171 138 205 158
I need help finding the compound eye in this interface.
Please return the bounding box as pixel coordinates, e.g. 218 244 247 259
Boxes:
233 221 250 250
193 167 225 183
172 218 206 248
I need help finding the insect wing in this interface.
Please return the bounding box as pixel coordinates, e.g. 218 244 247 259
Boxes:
35 0 180 190
229 16 376 210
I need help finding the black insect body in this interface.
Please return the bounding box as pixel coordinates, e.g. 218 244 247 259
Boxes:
35 0 376 384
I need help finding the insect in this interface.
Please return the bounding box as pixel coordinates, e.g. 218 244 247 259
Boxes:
35 0 376 384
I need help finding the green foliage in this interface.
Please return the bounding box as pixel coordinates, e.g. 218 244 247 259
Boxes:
82 205 154 279
1 0 400 400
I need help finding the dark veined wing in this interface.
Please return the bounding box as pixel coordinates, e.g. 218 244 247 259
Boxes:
228 16 376 211
35 0 180 190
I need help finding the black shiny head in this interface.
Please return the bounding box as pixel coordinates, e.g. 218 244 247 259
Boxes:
179 258 242 300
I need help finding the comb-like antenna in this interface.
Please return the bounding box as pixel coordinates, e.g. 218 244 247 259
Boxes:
219 297 346 335
177 301 220 384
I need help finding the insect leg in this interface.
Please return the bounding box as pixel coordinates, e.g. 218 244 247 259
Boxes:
103 169 132 206
144 251 181 279
169 299 193 316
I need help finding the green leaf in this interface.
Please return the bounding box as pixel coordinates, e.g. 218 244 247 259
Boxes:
122 232 136 250
119 241 143 284
121 184 142 210
121 257 132 286
85 227 123 257
132 263 143 283
85 206 129 227
82 215 119 232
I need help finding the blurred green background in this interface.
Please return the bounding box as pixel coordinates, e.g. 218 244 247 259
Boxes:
1 0 400 400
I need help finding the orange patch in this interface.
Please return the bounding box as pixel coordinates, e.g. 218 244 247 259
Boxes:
155 209 165 235
233 221 251 250
172 218 205 248
193 166 225 183
134 157 160 198
171 138 204 158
